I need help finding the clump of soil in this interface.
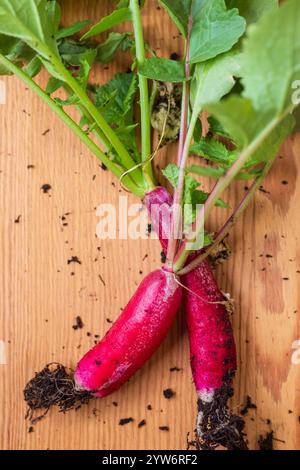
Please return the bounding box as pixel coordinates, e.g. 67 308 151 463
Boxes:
119 417 134 426
24 363 92 424
163 388 175 399
189 373 248 451
72 316 84 330
258 431 274 450
241 395 257 416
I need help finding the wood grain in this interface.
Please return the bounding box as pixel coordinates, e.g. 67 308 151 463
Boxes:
0 0 299 450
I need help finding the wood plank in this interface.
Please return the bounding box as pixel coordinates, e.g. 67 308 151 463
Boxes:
0 0 299 450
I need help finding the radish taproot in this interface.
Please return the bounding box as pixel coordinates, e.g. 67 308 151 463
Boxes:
145 186 247 450
24 268 182 417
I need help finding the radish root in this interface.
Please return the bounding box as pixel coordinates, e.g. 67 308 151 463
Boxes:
24 363 93 424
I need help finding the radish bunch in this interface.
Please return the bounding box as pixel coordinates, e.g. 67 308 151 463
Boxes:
1 0 299 452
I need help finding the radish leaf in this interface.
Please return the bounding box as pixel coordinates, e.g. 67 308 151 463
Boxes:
139 57 186 82
96 32 133 63
206 97 295 166
242 0 300 114
81 8 131 40
189 0 246 63
94 73 139 158
226 0 278 24
56 20 90 40
158 0 192 37
0 0 59 57
190 49 242 116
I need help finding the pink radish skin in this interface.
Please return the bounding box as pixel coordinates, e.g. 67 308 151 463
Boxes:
182 260 236 394
75 268 182 397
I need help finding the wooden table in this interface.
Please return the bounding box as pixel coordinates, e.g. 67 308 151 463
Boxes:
0 0 299 451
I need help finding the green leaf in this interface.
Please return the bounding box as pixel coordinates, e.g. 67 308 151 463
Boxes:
189 0 246 63
206 96 295 166
159 0 192 37
58 39 97 66
94 72 139 157
190 138 237 166
139 57 186 83
56 20 91 40
46 76 64 95
0 0 59 57
242 0 300 114
96 32 133 63
81 8 131 40
188 164 225 179
190 50 242 117
23 55 42 77
226 0 278 25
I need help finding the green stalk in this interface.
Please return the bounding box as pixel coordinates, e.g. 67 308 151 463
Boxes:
47 52 144 188
173 110 293 272
130 0 155 189
0 54 143 197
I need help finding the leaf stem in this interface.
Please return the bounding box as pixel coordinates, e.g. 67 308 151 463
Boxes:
130 0 155 189
166 15 192 267
173 113 291 272
177 160 273 275
0 54 143 197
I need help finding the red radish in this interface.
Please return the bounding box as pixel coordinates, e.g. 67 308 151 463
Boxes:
145 186 247 450
75 268 181 396
24 267 182 417
182 262 247 450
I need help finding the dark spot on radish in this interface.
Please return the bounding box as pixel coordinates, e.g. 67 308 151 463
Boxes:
95 360 101 366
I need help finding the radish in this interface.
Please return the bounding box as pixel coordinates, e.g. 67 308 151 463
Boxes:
75 268 181 396
145 186 247 450
24 268 182 417
182 262 247 450
1 0 297 450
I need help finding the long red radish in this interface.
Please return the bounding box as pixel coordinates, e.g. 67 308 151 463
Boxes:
24 268 182 417
75 268 181 396
182 262 247 450
145 186 247 450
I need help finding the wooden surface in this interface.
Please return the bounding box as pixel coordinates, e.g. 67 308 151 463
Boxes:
0 0 299 451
